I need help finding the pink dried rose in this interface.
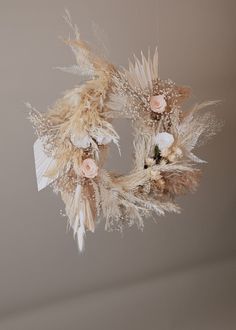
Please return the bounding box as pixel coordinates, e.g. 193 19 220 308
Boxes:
150 95 167 113
81 158 98 178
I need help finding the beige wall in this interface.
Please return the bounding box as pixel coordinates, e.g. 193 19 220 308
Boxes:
0 0 235 329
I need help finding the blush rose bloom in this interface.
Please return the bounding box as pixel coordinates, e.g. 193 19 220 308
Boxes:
81 158 98 178
150 95 167 113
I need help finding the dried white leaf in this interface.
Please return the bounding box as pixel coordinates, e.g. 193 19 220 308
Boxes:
33 139 56 191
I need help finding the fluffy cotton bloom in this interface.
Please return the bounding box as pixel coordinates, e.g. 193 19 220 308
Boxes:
145 157 156 166
96 135 113 145
81 158 98 178
154 132 174 151
71 134 92 149
150 95 167 113
167 147 183 162
150 169 161 180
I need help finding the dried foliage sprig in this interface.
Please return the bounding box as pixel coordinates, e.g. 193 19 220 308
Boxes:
29 13 221 251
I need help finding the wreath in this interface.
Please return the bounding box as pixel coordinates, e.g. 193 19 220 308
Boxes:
28 13 220 250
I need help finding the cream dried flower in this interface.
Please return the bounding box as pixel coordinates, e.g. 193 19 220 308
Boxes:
154 132 174 152
150 169 161 180
145 157 156 166
71 134 92 149
167 147 183 162
96 135 113 145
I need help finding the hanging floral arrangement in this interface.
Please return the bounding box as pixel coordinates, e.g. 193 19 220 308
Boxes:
28 12 221 251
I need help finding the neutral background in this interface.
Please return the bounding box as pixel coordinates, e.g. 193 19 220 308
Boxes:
0 0 235 329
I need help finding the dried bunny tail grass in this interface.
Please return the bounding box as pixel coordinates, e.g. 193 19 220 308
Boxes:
61 185 82 234
62 10 96 79
29 24 120 197
133 127 153 169
55 64 93 77
97 168 181 233
181 100 221 121
113 169 150 191
62 12 115 81
163 169 202 196
61 181 97 248
156 162 195 173
178 101 222 162
63 9 80 40
194 110 223 147
27 103 54 139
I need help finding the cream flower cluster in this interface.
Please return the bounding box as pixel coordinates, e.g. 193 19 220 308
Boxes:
154 132 174 151
153 132 183 162
71 133 113 149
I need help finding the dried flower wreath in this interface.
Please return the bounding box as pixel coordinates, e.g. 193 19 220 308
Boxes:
28 13 220 251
